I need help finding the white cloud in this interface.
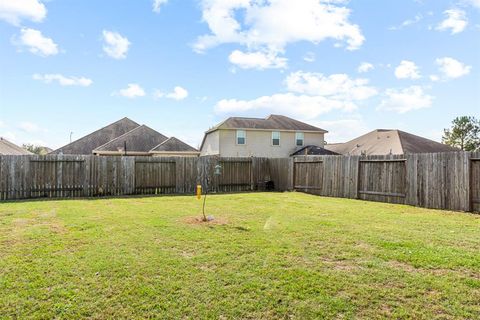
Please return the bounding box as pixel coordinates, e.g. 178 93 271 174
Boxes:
394 60 421 79
154 86 189 100
152 0 168 13
228 49 287 69
33 74 93 87
0 0 46 25
18 121 42 133
378 86 433 113
358 62 374 73
389 13 423 30
115 84 145 98
215 71 377 119
194 0 364 68
303 52 315 63
102 30 130 59
436 9 467 34
16 28 58 57
215 93 357 119
435 57 471 79
285 71 377 101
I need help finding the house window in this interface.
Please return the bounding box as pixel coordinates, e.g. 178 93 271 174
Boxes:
295 132 304 146
236 130 246 145
272 131 280 146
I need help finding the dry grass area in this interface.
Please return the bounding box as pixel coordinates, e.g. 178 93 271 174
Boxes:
0 192 479 319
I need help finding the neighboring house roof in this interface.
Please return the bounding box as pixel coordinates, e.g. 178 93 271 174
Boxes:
325 129 458 155
93 125 168 154
207 114 328 133
291 145 340 156
50 117 140 155
0 137 33 155
150 137 198 153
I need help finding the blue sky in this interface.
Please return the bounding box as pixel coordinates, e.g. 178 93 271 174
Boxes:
0 0 479 149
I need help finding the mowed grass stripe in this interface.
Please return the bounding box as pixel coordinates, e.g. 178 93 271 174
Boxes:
0 193 479 319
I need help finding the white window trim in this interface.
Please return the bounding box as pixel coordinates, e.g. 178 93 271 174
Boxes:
236 130 246 145
295 132 304 147
271 131 281 147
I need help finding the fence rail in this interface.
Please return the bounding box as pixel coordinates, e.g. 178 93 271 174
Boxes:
0 152 479 212
293 151 480 212
0 155 291 201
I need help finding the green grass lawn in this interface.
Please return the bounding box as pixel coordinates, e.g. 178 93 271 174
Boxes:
0 193 479 319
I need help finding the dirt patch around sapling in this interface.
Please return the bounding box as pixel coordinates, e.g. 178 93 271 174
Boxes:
182 216 229 226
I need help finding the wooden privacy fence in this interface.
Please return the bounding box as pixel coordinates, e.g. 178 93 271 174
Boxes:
293 152 480 212
0 155 291 200
1 152 479 212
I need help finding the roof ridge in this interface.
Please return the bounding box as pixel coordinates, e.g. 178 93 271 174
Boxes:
92 124 147 151
51 117 140 153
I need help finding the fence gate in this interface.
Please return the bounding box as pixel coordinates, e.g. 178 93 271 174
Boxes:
30 158 85 198
134 160 176 194
218 159 252 192
357 158 406 204
471 158 480 212
293 160 323 195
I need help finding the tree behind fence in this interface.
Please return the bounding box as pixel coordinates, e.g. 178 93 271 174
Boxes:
0 152 479 212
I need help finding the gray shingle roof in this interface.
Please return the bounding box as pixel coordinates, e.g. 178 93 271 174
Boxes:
50 117 140 155
325 129 458 155
150 137 198 152
93 125 168 153
0 138 33 155
209 115 327 132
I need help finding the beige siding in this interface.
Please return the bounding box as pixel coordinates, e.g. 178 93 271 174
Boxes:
200 130 220 156
218 129 324 157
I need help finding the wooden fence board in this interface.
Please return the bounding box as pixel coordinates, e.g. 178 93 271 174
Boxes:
0 153 477 212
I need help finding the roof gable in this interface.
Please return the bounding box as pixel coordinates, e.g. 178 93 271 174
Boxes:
50 117 140 155
93 125 168 153
150 137 198 152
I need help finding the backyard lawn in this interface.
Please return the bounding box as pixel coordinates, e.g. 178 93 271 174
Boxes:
0 192 479 319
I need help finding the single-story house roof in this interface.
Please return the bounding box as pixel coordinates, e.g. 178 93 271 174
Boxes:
291 145 340 156
93 125 168 154
325 129 458 155
0 137 33 155
51 117 140 155
50 118 198 156
207 115 328 133
150 137 198 153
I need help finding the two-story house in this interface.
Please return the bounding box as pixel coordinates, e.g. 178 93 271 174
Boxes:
200 115 327 157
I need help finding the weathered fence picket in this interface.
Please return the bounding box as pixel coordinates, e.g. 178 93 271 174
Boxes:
0 152 479 212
